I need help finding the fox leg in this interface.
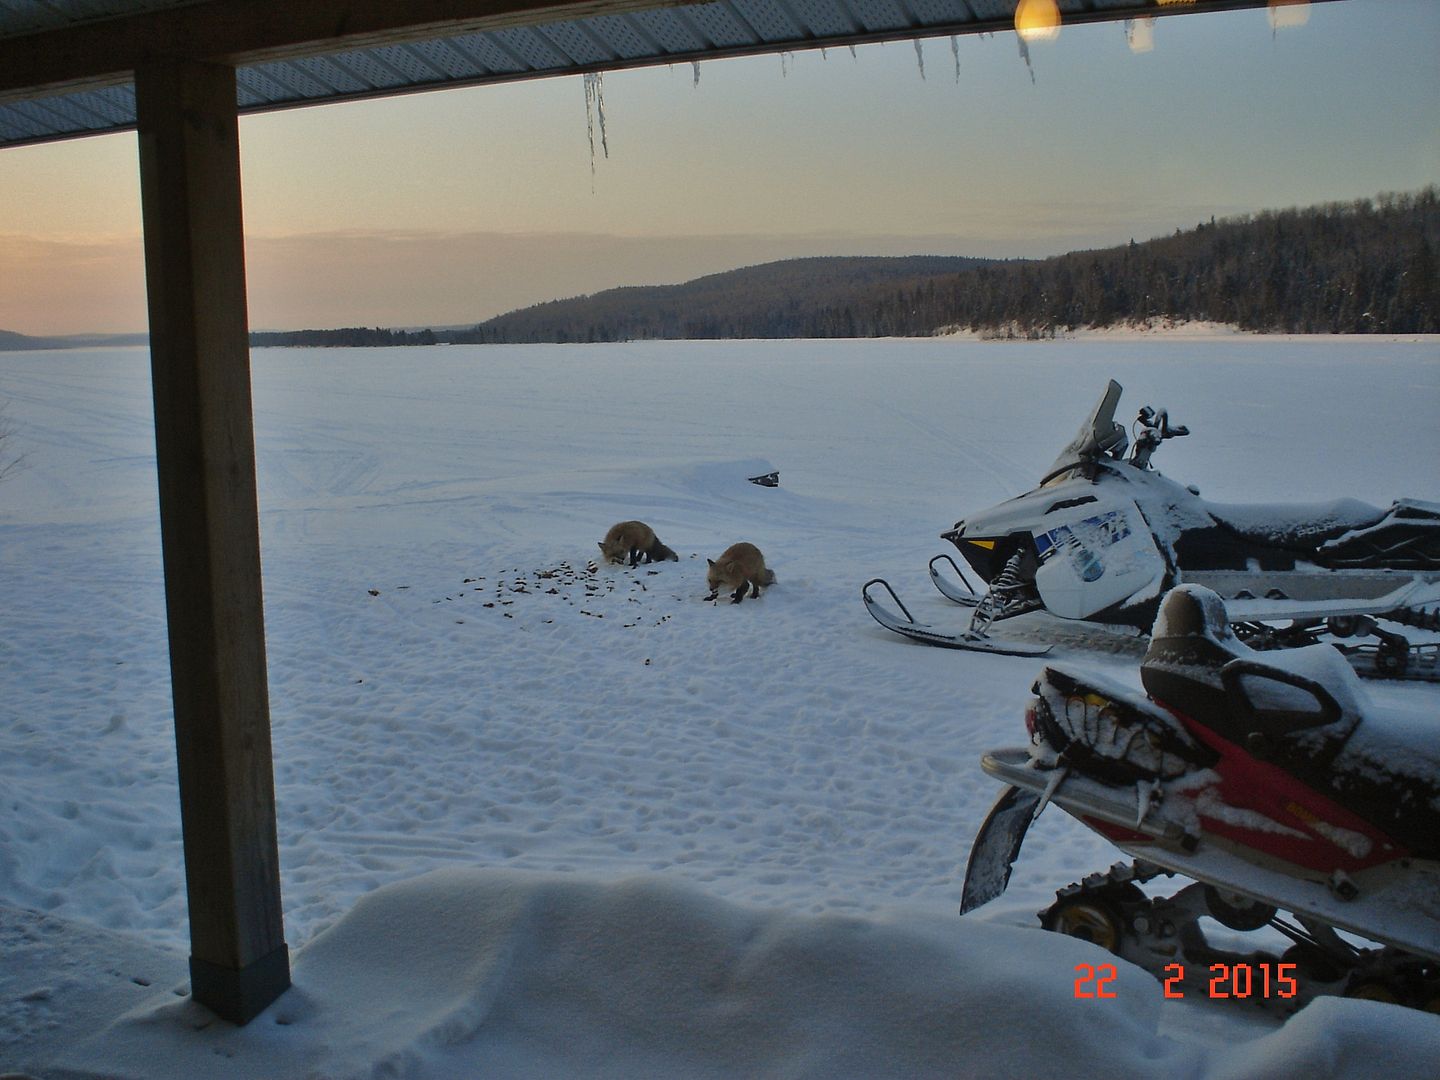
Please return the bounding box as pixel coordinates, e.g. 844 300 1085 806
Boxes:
731 584 746 604
749 581 760 598
704 590 719 602
629 548 642 567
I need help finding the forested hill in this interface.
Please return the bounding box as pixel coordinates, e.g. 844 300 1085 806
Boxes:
6 190 1433 352
452 256 997 343
459 188 1439 342
0 330 148 351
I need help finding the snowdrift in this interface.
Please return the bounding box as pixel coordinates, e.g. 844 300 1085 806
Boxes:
15 868 1438 1080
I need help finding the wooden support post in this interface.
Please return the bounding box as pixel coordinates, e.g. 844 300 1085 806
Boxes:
134 57 289 1026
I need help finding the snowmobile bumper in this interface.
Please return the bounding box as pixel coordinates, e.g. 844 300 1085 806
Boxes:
978 750 1440 963
979 750 1195 847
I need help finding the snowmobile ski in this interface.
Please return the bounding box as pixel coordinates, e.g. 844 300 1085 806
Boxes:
928 554 982 607
862 578 1052 657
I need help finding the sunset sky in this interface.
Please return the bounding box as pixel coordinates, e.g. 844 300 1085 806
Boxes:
1 0 1436 336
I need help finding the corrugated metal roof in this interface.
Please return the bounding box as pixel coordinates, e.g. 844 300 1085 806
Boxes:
0 0 1330 149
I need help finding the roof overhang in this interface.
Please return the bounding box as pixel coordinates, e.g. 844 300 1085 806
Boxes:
0 0 1340 150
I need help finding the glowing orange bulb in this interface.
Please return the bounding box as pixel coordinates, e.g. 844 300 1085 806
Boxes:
1015 0 1061 42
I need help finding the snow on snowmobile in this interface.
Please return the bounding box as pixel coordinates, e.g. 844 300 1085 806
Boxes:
961 584 1439 1015
863 379 1440 680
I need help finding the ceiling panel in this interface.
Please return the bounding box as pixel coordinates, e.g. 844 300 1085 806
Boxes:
0 0 1336 149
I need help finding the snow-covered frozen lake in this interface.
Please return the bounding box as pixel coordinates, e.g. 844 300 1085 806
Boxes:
2 336 1438 1078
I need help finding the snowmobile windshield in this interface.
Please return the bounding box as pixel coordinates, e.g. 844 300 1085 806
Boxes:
1039 380 1127 486
1039 463 1087 488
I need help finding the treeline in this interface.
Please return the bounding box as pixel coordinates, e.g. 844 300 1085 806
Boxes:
249 326 438 348
232 188 1439 348
462 188 1439 342
962 187 1439 337
449 256 996 343
0 330 149 351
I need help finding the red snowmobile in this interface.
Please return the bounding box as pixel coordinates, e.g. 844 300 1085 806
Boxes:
962 584 1439 1013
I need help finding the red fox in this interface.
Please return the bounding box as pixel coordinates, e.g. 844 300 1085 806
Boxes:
598 520 678 567
705 542 776 604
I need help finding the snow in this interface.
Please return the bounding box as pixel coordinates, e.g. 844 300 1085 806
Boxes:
1202 498 1384 545
2 336 1438 1077
1338 693 1440 795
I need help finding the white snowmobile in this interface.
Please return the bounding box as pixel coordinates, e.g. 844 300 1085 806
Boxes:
863 379 1440 680
961 584 1439 1014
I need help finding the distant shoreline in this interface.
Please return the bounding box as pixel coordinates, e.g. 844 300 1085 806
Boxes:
6 323 1439 352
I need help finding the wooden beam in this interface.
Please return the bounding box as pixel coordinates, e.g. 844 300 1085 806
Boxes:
135 56 289 1026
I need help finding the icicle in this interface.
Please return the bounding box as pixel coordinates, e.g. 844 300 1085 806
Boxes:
913 38 925 80
1135 779 1163 828
779 50 793 77
1032 765 1070 821
583 72 609 186
848 44 857 59
950 35 960 83
691 60 700 87
1017 34 1036 84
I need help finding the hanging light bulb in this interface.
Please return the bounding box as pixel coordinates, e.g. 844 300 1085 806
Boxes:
1015 0 1061 43
1267 0 1311 30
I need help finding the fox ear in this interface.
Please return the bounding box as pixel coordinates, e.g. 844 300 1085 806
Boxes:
706 558 714 567
597 542 604 550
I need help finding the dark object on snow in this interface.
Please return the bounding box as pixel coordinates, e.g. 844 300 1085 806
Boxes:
748 471 779 488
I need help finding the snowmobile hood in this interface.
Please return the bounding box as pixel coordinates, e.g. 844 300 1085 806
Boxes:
946 458 1202 556
945 472 1106 541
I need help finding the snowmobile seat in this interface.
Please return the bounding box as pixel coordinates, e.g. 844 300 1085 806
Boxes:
1140 584 1259 742
1141 585 1440 859
1202 497 1387 551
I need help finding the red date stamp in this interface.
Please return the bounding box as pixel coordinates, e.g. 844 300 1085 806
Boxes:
1073 963 1119 998
1074 962 1299 1000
